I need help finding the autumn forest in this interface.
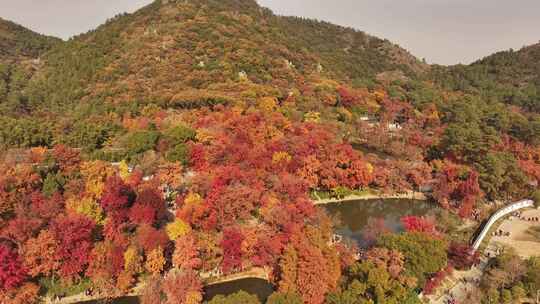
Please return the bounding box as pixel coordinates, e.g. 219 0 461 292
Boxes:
1 0 540 303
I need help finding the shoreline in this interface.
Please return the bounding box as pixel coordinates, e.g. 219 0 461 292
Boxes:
312 191 428 205
204 267 269 286
47 268 270 304
48 193 428 304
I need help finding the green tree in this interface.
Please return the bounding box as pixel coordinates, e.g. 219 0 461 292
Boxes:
524 257 540 296
485 288 500 304
207 291 260 304
164 125 196 144
532 190 540 208
266 292 303 304
476 152 528 200
377 232 448 287
42 173 62 197
125 130 160 157
64 122 113 151
501 289 512 303
511 285 526 302
166 143 189 165
0 116 53 148
440 122 499 162
327 261 420 304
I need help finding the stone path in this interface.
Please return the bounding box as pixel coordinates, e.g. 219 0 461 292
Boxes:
426 259 487 304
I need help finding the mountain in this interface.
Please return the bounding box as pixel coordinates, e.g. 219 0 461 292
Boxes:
0 17 59 62
0 0 538 166
1 2 540 303
0 18 60 120
24 0 426 111
430 43 540 112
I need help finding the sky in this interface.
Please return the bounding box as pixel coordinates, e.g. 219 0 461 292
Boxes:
1 0 539 65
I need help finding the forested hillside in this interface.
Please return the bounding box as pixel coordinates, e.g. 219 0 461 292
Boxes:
431 43 540 112
0 1 539 303
0 17 59 62
0 18 60 120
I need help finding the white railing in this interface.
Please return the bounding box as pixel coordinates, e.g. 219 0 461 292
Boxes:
471 199 534 250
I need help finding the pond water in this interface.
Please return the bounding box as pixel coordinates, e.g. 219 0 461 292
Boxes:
78 296 139 304
79 199 436 304
78 278 273 304
203 278 274 302
323 198 438 247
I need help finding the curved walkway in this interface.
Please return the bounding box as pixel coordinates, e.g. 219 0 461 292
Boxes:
471 199 534 250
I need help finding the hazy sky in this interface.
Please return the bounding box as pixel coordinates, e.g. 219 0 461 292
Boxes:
1 0 539 65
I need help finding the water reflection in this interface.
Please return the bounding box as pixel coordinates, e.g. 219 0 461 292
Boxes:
323 198 436 247
204 278 273 302
78 278 273 304
78 199 434 304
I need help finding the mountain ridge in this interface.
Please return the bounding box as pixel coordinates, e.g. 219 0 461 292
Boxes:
0 0 538 150
26 0 426 109
0 17 60 62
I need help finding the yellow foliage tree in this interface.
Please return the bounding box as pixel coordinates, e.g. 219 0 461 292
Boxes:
118 160 131 181
366 163 374 175
81 161 116 198
65 196 105 225
166 218 191 240
184 192 202 206
258 97 278 113
272 151 292 164
185 291 203 304
145 247 165 275
195 129 213 144
336 107 353 122
304 111 321 123
124 246 143 274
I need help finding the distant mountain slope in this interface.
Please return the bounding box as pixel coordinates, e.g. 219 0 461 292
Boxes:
23 0 426 112
430 43 540 112
0 19 60 116
0 17 60 62
0 0 539 153
472 43 540 86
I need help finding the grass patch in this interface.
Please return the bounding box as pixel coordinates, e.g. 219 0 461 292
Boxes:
39 277 93 298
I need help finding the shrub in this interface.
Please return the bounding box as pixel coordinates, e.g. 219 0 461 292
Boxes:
165 125 196 144
207 291 260 304
267 292 303 304
532 190 540 207
166 143 189 165
125 130 160 156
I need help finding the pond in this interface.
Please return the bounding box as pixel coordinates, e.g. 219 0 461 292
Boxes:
79 199 436 304
203 278 274 302
78 278 273 304
322 198 438 247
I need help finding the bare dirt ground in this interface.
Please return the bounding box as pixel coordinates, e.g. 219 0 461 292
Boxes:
490 208 540 258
